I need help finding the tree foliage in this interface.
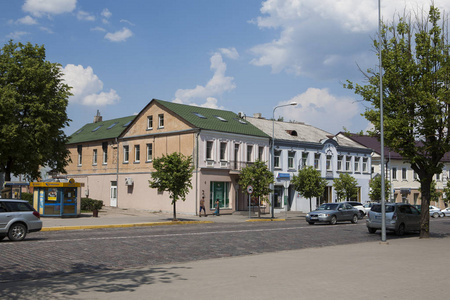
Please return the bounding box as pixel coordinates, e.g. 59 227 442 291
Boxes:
333 173 358 202
344 6 450 238
238 160 274 217
0 41 72 181
148 152 194 220
291 166 327 211
369 175 391 201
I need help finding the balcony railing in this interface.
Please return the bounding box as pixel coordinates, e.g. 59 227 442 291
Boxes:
204 160 267 171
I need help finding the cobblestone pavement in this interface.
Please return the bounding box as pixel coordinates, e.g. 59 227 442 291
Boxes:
1 218 449 285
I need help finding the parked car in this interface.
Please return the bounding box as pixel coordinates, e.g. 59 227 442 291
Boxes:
366 203 420 236
429 206 444 218
441 207 450 217
412 204 421 212
363 202 377 215
347 201 366 218
305 202 359 225
0 199 42 242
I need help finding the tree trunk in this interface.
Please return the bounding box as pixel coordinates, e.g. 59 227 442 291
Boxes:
173 201 177 221
309 197 312 212
419 177 432 239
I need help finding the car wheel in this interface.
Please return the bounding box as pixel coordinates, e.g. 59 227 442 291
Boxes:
329 215 337 225
359 211 365 219
368 227 377 234
432 212 439 218
8 223 27 242
395 223 406 236
440 213 445 218
308 222 315 225
351 214 358 224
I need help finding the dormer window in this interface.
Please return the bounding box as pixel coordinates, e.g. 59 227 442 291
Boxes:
286 130 298 136
214 115 227 122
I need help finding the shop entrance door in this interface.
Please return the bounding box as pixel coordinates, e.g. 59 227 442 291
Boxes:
110 181 117 207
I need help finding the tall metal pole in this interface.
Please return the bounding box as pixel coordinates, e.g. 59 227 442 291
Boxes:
271 102 297 219
379 0 387 242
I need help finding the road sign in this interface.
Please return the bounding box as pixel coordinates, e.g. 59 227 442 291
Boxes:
247 185 253 194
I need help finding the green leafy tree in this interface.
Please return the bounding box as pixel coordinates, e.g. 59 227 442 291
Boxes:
369 175 391 202
0 41 72 181
442 181 450 207
333 173 358 202
238 160 274 218
148 152 194 220
291 166 327 212
344 6 450 238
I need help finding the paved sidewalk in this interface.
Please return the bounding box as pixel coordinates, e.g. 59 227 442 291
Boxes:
41 206 307 231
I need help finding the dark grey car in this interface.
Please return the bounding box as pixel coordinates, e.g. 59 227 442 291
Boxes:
366 203 420 235
0 199 43 241
305 202 359 225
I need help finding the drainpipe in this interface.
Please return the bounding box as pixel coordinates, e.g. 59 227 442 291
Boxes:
116 137 119 207
195 130 201 216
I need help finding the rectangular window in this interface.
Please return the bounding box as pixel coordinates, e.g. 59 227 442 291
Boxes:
346 156 351 171
274 150 281 168
134 145 140 162
247 145 253 162
302 152 309 168
326 155 332 171
288 152 295 169
392 167 397 180
337 155 343 171
314 153 321 170
147 116 153 130
77 145 82 166
402 168 407 180
92 149 97 165
206 141 213 160
210 182 230 209
158 114 164 128
102 142 108 164
220 142 227 161
123 145 129 163
355 157 359 172
258 146 264 161
363 158 368 172
146 143 153 162
234 144 239 169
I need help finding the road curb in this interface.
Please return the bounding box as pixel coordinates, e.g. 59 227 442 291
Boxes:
245 218 286 222
41 220 213 231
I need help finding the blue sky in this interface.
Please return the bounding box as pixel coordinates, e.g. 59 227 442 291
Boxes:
2 0 449 135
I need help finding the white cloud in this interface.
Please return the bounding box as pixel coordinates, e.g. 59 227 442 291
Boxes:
16 15 37 25
174 51 236 105
39 26 53 34
91 26 106 32
101 8 112 19
7 31 29 39
120 19 135 26
277 88 359 133
105 27 133 42
22 0 77 17
77 10 95 21
61 64 120 106
219 48 239 60
250 0 450 79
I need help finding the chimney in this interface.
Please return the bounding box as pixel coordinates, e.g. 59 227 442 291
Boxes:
93 110 102 123
253 113 262 119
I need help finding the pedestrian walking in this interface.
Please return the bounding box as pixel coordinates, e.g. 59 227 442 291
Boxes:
199 196 207 217
214 199 220 216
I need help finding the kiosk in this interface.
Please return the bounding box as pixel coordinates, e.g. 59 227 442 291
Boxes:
30 179 82 217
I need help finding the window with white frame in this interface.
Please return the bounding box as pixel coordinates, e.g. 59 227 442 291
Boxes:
146 143 153 162
392 167 397 180
436 172 441 181
363 158 368 172
301 152 309 168
345 156 351 171
247 145 253 162
314 153 321 170
158 114 164 128
288 151 295 169
326 155 332 171
414 171 419 180
123 145 129 163
134 145 140 162
354 157 360 172
147 115 153 130
206 141 213 160
220 142 227 161
92 149 97 165
258 146 264 161
274 150 281 168
337 155 343 171
77 145 82 166
102 142 108 164
402 168 407 180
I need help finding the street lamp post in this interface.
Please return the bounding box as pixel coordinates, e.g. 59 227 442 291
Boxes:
271 102 297 218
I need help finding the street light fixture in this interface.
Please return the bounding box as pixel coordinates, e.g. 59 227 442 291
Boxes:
271 102 297 218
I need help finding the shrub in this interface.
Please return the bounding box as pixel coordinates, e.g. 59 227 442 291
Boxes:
81 197 103 211
21 192 33 205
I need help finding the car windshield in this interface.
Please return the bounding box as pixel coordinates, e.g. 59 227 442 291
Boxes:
317 203 339 211
371 204 395 213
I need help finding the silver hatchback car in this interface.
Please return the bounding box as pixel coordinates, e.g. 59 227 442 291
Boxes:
366 203 420 236
0 199 43 241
